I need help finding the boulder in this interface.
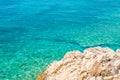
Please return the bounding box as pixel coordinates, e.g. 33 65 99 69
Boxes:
37 47 120 80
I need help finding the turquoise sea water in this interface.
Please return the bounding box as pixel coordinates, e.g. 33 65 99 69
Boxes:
0 0 120 79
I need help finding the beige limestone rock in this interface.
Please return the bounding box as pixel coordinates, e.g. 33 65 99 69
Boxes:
116 49 120 53
96 76 103 80
37 47 120 80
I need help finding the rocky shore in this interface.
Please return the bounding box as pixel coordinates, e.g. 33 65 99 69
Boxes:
37 47 120 80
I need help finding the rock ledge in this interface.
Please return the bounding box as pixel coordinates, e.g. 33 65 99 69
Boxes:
37 47 120 80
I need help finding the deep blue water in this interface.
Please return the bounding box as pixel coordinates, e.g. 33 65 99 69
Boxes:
0 0 120 79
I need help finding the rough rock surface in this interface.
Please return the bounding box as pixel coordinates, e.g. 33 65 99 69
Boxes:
37 47 120 80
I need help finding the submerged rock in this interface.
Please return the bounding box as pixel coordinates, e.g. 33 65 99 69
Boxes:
37 47 120 80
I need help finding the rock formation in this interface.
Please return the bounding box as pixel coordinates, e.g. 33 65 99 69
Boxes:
37 47 120 80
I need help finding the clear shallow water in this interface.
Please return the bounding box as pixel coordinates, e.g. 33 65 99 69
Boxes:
0 0 120 79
